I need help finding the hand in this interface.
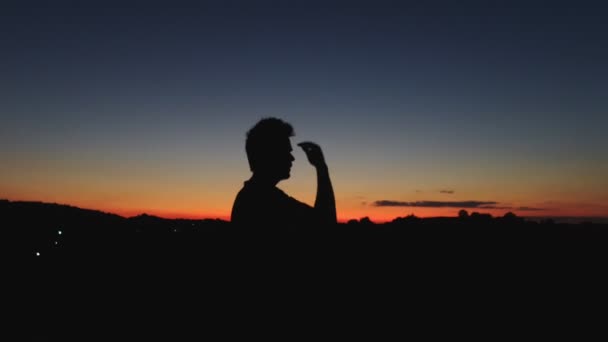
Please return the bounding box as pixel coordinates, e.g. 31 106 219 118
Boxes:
298 142 327 169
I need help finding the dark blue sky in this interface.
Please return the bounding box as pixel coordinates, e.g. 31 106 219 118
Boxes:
1 0 607 220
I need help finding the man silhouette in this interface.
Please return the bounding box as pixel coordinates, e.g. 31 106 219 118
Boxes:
231 117 337 230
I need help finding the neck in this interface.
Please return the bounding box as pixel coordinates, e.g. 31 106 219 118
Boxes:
250 173 280 187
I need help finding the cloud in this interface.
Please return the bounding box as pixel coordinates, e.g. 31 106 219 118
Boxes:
478 205 512 210
439 190 454 194
373 200 547 211
373 200 498 208
515 206 546 211
479 205 546 211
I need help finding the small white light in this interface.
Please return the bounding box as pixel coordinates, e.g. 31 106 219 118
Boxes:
58 230 63 235
54 241 59 245
36 252 40 256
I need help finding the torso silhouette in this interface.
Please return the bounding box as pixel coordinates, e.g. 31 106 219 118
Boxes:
231 179 318 230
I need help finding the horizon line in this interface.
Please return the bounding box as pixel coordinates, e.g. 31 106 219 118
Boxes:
3 198 608 224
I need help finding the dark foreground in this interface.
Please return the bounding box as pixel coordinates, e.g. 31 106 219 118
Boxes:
5 200 608 338
12 217 608 274
4 198 606 261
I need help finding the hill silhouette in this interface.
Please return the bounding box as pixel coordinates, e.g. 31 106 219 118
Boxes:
4 198 607 262
8 198 606 335
2 199 230 258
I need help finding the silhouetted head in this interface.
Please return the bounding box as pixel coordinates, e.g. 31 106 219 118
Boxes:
246 117 295 181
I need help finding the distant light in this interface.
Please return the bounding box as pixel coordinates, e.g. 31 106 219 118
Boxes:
54 241 59 245
58 230 63 235
36 252 40 256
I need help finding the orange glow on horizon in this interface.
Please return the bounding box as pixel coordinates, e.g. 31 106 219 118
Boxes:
110 208 231 221
4 195 607 224
101 207 608 223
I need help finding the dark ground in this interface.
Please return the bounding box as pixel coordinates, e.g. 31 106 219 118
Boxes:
5 199 607 339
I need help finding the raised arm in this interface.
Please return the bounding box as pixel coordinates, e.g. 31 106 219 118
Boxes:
298 142 337 225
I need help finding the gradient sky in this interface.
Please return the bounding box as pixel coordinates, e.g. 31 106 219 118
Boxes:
1 0 607 222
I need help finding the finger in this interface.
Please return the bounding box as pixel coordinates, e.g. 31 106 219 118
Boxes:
297 142 317 149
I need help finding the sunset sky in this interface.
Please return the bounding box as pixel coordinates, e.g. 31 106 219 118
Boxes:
1 0 607 222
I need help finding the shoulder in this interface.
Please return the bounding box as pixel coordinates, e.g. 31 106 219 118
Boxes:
273 188 314 215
